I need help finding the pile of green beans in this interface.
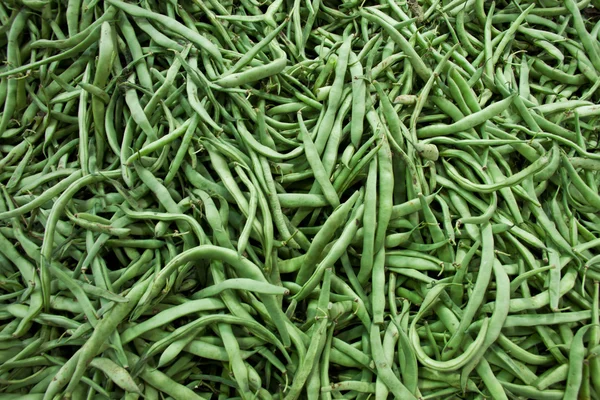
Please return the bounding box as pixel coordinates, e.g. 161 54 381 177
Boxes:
1 0 600 399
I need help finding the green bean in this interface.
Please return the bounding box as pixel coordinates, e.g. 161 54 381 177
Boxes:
298 111 339 208
108 0 222 63
4 144 34 193
66 211 129 237
43 276 151 398
361 9 430 81
125 119 193 165
371 324 418 399
310 109 347 198
348 52 366 148
562 324 593 399
285 319 328 400
0 234 43 336
561 152 600 211
89 357 141 394
216 323 251 396
443 150 549 194
215 46 287 88
374 134 394 251
356 159 377 284
119 206 207 245
469 310 591 331
294 204 364 301
335 133 383 195
533 59 588 85
39 171 119 304
324 380 375 393
49 263 98 326
442 224 494 360
492 4 535 67
141 245 290 346
193 278 288 299
461 260 510 389
417 95 515 138
127 351 206 400
313 35 352 156
563 0 600 73
4 2 600 398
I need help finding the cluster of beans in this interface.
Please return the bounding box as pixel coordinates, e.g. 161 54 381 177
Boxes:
1 0 600 399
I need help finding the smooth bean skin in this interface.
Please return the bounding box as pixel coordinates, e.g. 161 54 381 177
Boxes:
107 0 222 63
417 95 515 138
3 2 600 399
134 245 291 348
